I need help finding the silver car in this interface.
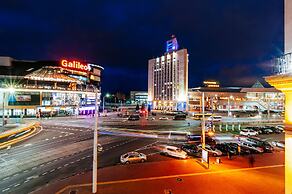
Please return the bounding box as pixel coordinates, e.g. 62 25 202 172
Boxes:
120 152 147 164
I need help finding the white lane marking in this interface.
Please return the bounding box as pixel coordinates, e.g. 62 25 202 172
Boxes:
70 161 74 164
50 169 55 172
45 138 49 141
12 173 19 177
54 159 58 162
24 143 32 147
64 163 69 167
81 157 86 160
40 164 44 167
3 177 10 181
41 172 47 176
24 180 30 183
23 170 29 173
52 137 56 139
59 135 63 138
76 159 80 162
2 188 10 192
32 167 37 170
57 166 62 170
26 175 39 180
13 183 20 187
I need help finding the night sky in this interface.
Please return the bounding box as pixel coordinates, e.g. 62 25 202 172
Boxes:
0 0 284 94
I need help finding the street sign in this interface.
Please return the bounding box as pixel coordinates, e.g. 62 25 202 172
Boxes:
202 148 209 169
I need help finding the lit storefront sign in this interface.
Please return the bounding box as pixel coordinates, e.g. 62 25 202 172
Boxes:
61 59 90 72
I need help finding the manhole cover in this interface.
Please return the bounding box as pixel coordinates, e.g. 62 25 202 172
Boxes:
176 178 183 182
69 190 77 194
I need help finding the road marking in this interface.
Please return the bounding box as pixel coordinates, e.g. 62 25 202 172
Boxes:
50 169 55 172
64 163 69 167
24 180 30 183
76 159 80 162
32 167 37 170
41 172 47 176
24 143 32 147
52 137 56 139
12 173 19 177
14 183 20 187
47 162 52 165
57 166 62 170
81 157 86 160
3 176 10 181
2 188 10 192
54 159 58 162
70 161 74 164
40 164 44 167
45 138 49 141
59 135 63 138
26 175 39 180
23 170 29 173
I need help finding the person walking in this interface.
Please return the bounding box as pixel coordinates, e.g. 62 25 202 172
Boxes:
248 154 255 167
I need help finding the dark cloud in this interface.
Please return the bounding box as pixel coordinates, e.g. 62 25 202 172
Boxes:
0 0 284 93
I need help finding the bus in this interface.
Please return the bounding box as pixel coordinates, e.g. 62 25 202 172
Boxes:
193 113 212 120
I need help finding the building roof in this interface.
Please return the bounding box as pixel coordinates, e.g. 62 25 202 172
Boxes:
189 87 242 93
240 87 280 93
24 66 82 83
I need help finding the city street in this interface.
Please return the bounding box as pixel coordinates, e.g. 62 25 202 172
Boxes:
0 115 285 193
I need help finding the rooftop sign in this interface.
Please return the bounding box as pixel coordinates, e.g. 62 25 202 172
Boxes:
61 59 90 72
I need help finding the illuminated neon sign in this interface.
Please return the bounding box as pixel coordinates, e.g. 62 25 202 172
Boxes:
61 59 90 72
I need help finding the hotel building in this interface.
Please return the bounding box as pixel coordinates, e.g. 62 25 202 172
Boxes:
148 36 188 111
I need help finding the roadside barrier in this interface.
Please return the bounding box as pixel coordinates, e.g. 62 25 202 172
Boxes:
0 122 41 149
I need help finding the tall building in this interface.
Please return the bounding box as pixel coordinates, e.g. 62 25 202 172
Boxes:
148 36 188 111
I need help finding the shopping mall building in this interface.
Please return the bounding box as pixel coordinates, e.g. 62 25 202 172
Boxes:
0 57 103 117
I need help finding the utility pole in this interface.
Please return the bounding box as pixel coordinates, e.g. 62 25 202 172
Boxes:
2 92 5 127
202 92 205 149
92 90 98 193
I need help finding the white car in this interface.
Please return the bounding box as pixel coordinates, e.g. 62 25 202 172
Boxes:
159 116 169 120
197 144 222 156
147 117 155 120
161 145 188 159
240 142 263 153
240 129 258 136
120 152 147 164
271 141 285 149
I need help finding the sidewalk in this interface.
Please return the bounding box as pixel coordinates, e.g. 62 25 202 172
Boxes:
35 151 284 194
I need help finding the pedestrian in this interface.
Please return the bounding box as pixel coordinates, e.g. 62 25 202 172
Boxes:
248 154 255 167
238 145 241 156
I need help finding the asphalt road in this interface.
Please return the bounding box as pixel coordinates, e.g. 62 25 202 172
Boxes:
0 116 285 194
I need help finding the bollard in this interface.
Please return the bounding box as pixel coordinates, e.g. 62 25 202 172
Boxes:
238 124 241 131
232 124 235 131
225 124 228 132
219 124 222 132
213 125 215 132
216 157 221 164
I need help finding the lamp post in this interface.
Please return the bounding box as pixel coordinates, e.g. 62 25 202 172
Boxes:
2 92 5 127
92 89 99 194
102 93 110 114
201 92 206 149
2 87 15 127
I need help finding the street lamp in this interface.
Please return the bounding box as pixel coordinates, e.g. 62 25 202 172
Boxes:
201 92 206 149
92 88 99 194
102 93 110 114
2 87 15 127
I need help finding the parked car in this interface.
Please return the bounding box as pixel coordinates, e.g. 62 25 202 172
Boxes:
146 117 155 120
120 152 147 164
240 142 264 153
181 144 199 156
240 129 258 136
160 145 188 159
159 116 169 120
197 144 222 156
271 141 285 149
260 127 274 134
128 114 140 121
215 143 236 155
